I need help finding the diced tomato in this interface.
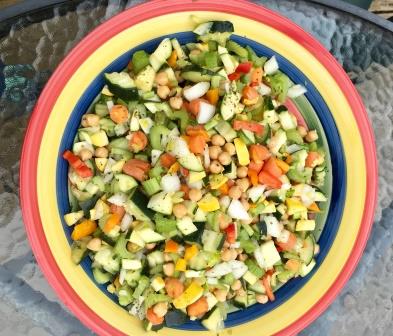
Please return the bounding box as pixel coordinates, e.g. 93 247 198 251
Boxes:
110 204 125 218
129 131 148 152
258 171 282 189
180 184 190 199
249 145 271 163
188 135 206 154
228 72 241 81
242 86 259 100
248 160 264 173
122 159 150 181
250 67 263 86
275 232 297 251
187 297 209 318
236 61 252 74
110 105 129 124
187 98 209 117
180 167 189 177
305 151 320 168
62 150 93 178
146 307 164 325
225 223 237 244
262 273 275 301
262 157 282 178
233 120 264 135
186 125 210 140
160 153 177 168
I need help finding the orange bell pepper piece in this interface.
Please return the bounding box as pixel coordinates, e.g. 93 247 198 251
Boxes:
71 219 97 241
206 88 219 105
165 240 179 253
275 158 290 173
184 244 199 261
103 213 121 234
167 50 178 68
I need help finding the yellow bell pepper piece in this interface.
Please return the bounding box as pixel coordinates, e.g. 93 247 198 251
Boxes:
71 220 97 241
286 198 307 215
234 138 250 166
209 174 228 190
168 162 180 174
184 244 199 261
175 258 187 272
197 193 220 212
173 282 204 309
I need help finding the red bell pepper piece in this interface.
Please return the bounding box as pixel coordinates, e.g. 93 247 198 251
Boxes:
225 223 237 244
235 61 252 74
228 72 241 81
62 150 93 178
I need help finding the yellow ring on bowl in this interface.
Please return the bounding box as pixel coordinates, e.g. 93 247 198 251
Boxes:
36 12 365 336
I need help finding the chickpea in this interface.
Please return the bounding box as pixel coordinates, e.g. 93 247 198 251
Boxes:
224 142 236 156
211 134 225 146
81 114 100 127
241 199 250 211
218 151 231 166
173 203 187 218
297 125 307 138
87 238 101 251
146 243 156 250
164 253 172 262
175 70 184 83
190 49 201 56
189 188 202 202
209 160 223 174
236 288 246 297
256 294 269 304
79 148 93 161
221 249 232 262
95 147 108 158
155 72 169 86
228 185 242 200
236 178 250 192
169 96 183 110
153 302 168 318
163 263 175 277
214 289 228 302
223 241 230 248
230 249 238 260
218 214 230 230
157 85 170 99
231 279 242 291
209 146 222 160
305 130 318 142
238 253 248 261
237 166 248 178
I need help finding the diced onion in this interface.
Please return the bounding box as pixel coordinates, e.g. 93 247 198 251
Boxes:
205 262 232 277
264 55 279 75
287 144 304 154
106 100 114 110
120 213 133 232
151 149 163 166
247 185 266 203
219 195 231 211
258 83 272 96
183 82 210 101
197 102 216 124
288 84 307 98
228 260 248 279
228 199 251 220
168 136 190 157
161 174 181 193
264 216 283 238
108 193 128 206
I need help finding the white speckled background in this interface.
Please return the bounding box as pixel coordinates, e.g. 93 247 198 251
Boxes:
0 0 392 335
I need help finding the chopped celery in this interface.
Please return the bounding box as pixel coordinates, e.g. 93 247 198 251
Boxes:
154 213 177 234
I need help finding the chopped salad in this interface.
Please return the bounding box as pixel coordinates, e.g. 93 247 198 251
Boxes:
64 20 327 332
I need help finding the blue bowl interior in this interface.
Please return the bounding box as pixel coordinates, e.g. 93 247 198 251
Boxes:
56 32 346 330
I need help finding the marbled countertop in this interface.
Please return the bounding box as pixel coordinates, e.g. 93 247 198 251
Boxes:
0 1 392 335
